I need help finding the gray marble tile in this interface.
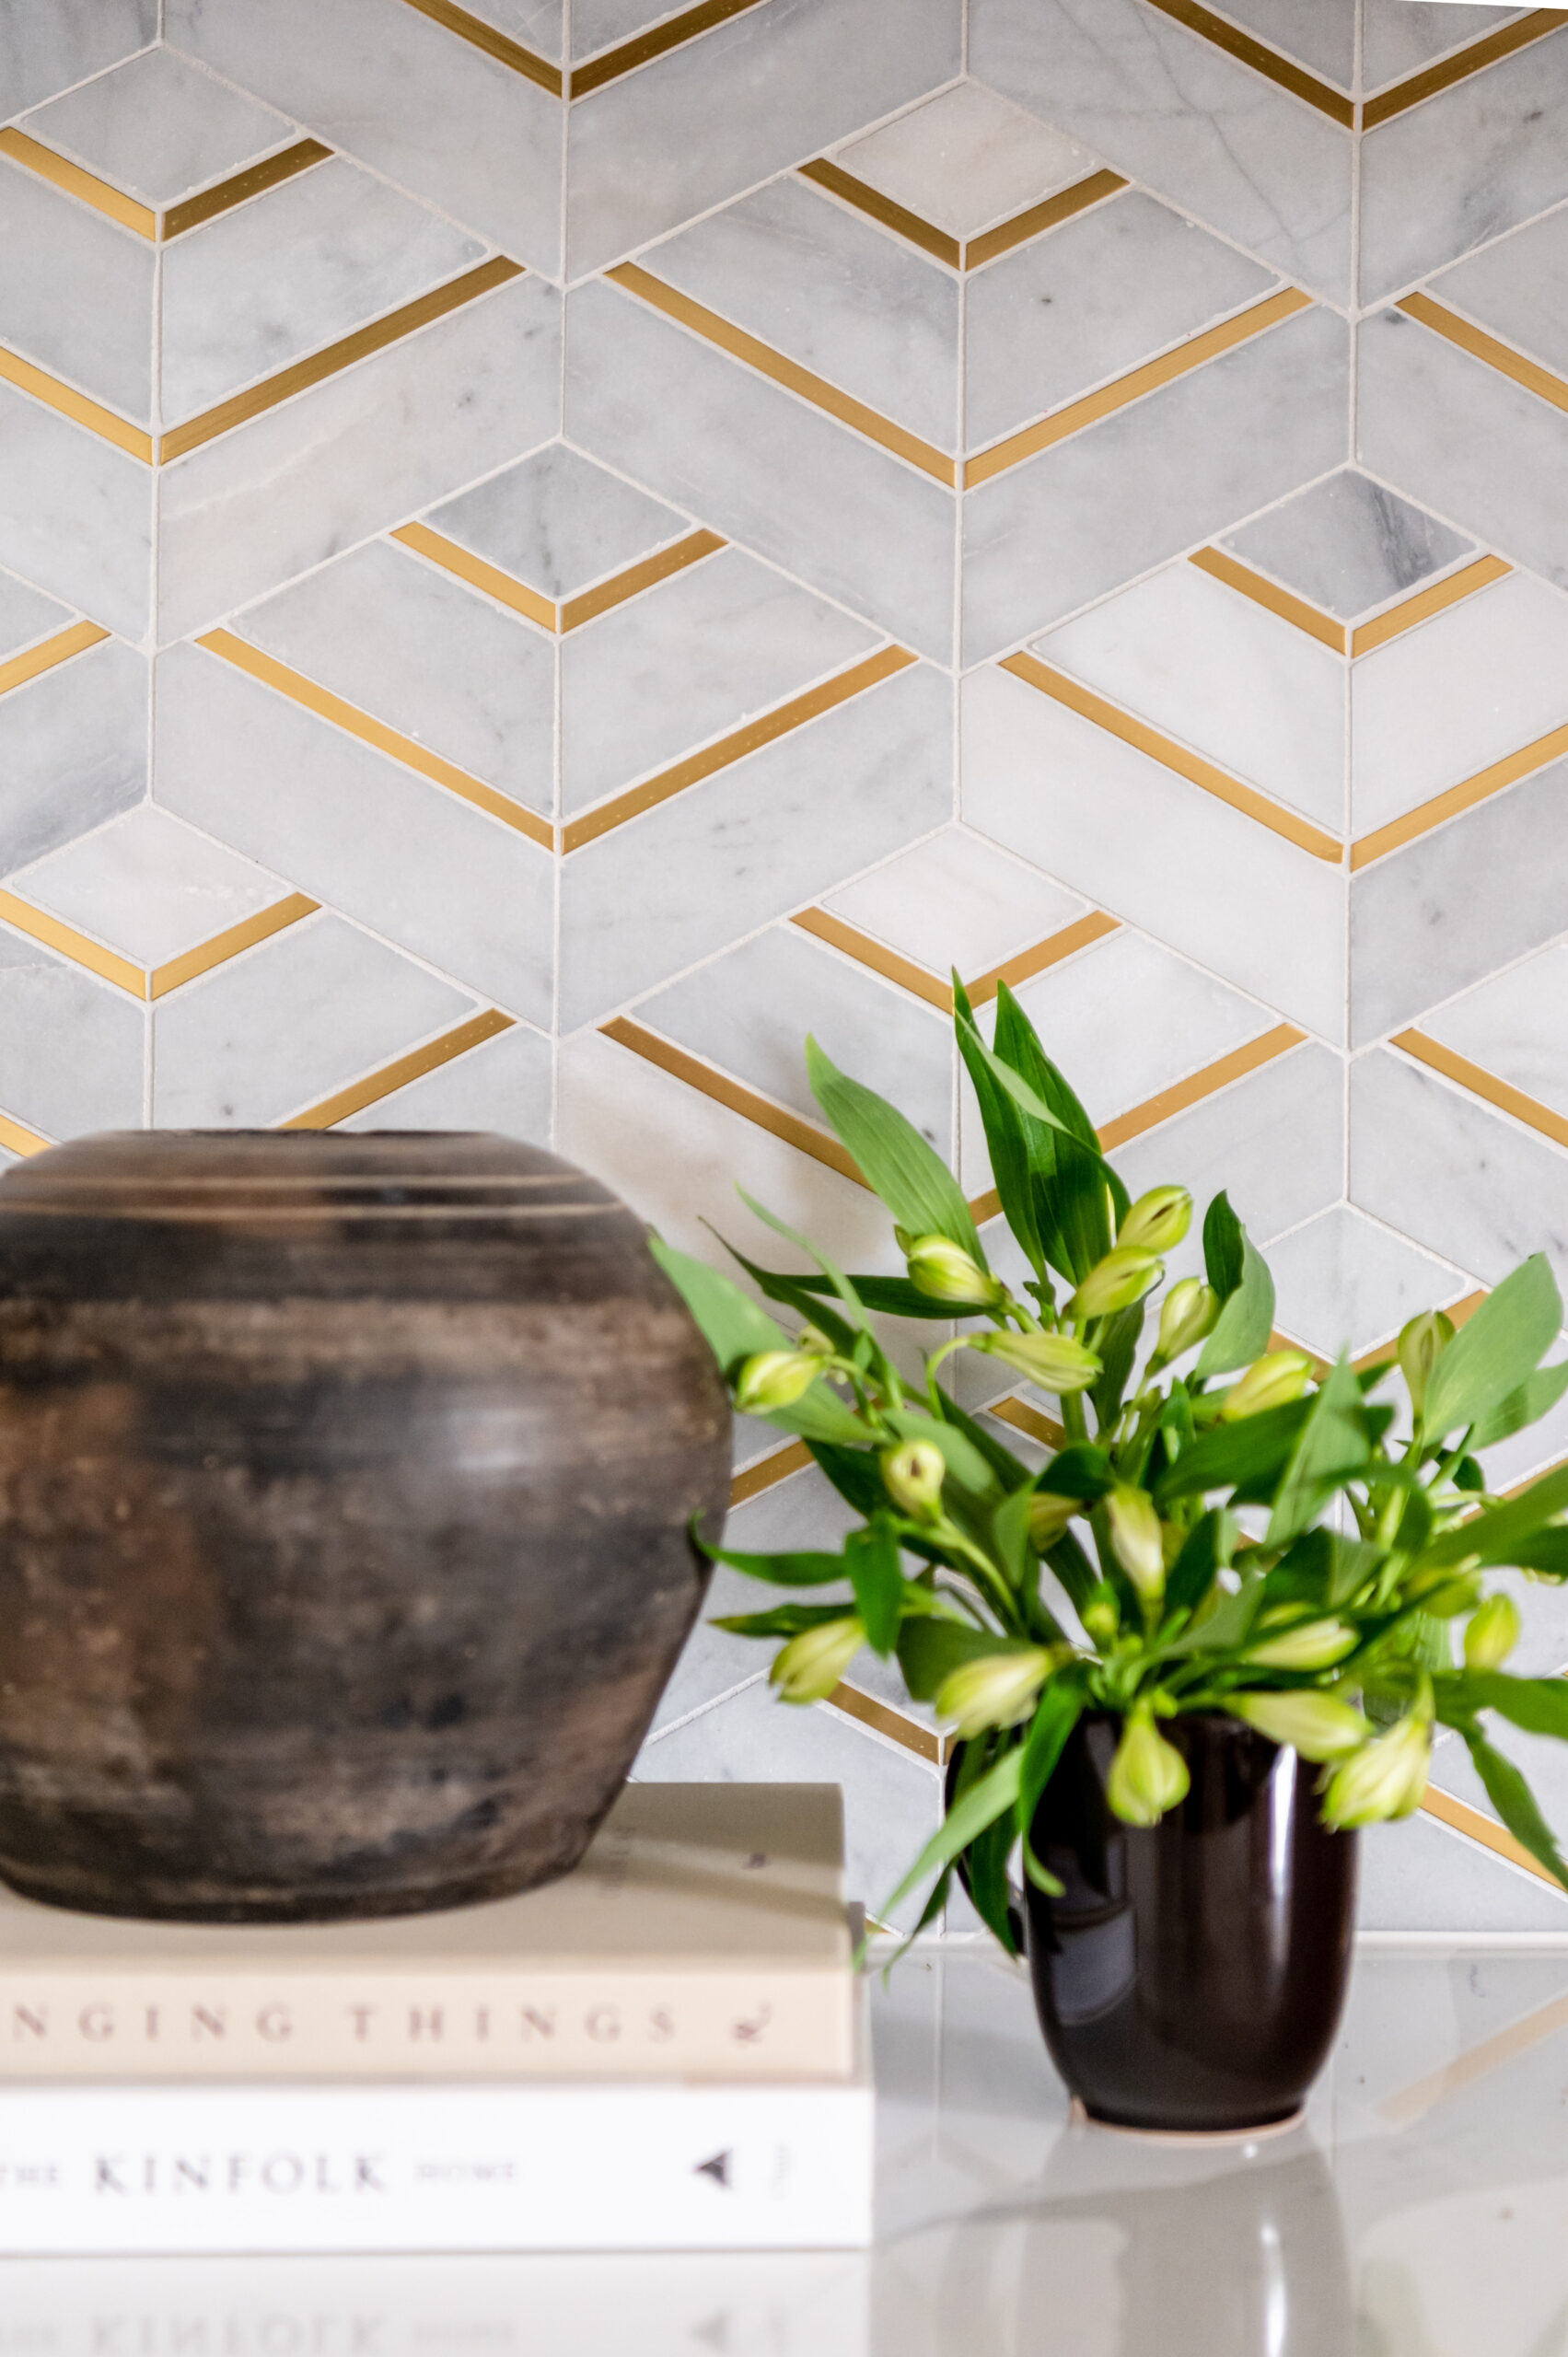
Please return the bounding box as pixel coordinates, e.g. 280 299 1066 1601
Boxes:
0 574 70 661
837 82 1096 240
0 640 146 875
558 659 951 1028
1205 0 1354 87
1431 203 1568 385
0 927 143 1140
965 189 1275 455
566 278 957 662
11 804 285 968
565 0 960 277
1360 26 1568 303
970 0 1353 304
648 177 959 454
428 444 687 601
962 303 1349 661
339 1018 552 1141
0 0 156 121
236 537 555 821
826 828 1086 982
157 273 560 644
1362 1 1530 96
21 47 292 205
166 0 563 276
0 387 150 643
1223 470 1473 622
160 158 486 425
0 157 153 424
572 0 688 60
1268 1205 1466 1358
1424 944 1568 1123
1358 1808 1568 1933
562 544 878 814
460 0 563 62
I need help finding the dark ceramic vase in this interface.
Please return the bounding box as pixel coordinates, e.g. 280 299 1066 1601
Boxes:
0 1131 730 1923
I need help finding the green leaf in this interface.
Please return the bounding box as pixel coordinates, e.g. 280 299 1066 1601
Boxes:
877 1745 1025 1923
1202 1191 1245 1302
1035 1443 1115 1502
1163 1568 1265 1655
700 1540 852 1586
1195 1231 1276 1377
1469 1358 1568 1450
711 1603 853 1638
805 1036 985 1264
1016 1673 1088 1875
1437 1670 1568 1742
1153 1397 1313 1507
953 973 1046 1281
1041 1527 1099 1614
1412 1459 1568 1573
993 982 1126 1279
1507 1528 1568 1576
1423 1255 1564 1441
1163 1507 1236 1622
1458 1726 1568 1891
788 1270 960 1320
846 1515 905 1655
896 1617 1036 1701
931 1387 1033 1494
991 1485 1037 1590
648 1236 787 1372
720 1247 861 1355
1090 1301 1146 1433
1267 1355 1372 1546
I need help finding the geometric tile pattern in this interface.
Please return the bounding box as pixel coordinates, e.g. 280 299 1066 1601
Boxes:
6 0 1568 1929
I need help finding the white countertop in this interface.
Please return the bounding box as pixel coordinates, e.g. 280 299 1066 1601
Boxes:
5 1938 1568 2352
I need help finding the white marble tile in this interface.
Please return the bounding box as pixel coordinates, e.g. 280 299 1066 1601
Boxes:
460 0 563 63
160 158 486 425
166 0 563 275
836 81 1097 240
153 643 554 1024
1222 470 1473 623
562 545 878 814
962 303 1349 661
236 537 555 822
153 911 478 1129
0 574 71 661
0 640 146 875
0 925 143 1139
1036 558 1345 833
1351 572 1568 840
0 157 153 424
566 278 957 662
572 0 688 59
565 0 960 277
1360 26 1568 303
157 273 560 644
1112 1039 1345 1258
1358 1808 1568 1933
0 387 150 643
1431 203 1568 386
825 828 1086 981
427 444 688 602
21 47 292 204
0 0 156 120
1267 1205 1466 1357
965 189 1276 455
558 658 951 1028
970 0 1353 304
647 177 959 453
961 664 1344 1039
10 805 285 968
1205 0 1354 87
1363 1 1529 95
339 1018 552 1142
1424 945 1568 1121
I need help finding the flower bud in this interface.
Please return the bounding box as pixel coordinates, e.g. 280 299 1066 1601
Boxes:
1232 1690 1369 1761
1221 1349 1315 1422
1069 1246 1163 1322
1399 1308 1455 1419
905 1235 1001 1308
1027 1488 1079 1550
1107 1707 1190 1828
1106 1484 1165 1601
1322 1713 1431 1829
734 1349 827 1415
1119 1185 1192 1255
971 1329 1101 1394
880 1438 946 1521
1081 1591 1120 1647
1156 1277 1220 1363
769 1616 865 1704
1465 1591 1521 1669
1243 1617 1359 1671
935 1647 1056 1739
796 1323 834 1357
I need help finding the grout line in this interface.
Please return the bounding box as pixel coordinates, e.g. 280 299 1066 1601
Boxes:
964 170 1129 270
0 127 155 236
1363 7 1568 129
281 1008 517 1130
0 343 153 461
599 1016 866 1185
150 894 320 1001
161 138 333 240
0 621 109 697
786 908 1122 1015
1391 1029 1568 1155
1351 553 1512 656
1188 547 1347 653
399 0 564 92
1418 1782 1566 1890
0 888 144 996
968 911 1124 1003
394 521 559 631
1350 718 1568 869
1398 292 1568 420
1140 0 1355 123
570 0 766 95
0 1108 52 1158
797 158 959 269
562 528 726 628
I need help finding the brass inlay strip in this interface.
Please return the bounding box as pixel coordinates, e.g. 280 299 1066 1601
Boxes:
563 645 916 853
1002 650 1343 864
1351 555 1511 658
0 620 109 697
965 288 1312 486
198 629 557 851
160 256 524 463
150 893 319 1001
1418 1782 1562 1889
1140 0 1354 124
967 912 1122 1005
730 1440 813 1507
964 170 1130 270
561 529 726 630
1364 9 1568 130
988 1396 1066 1450
0 1109 50 1159
0 889 144 996
1392 1029 1568 1155
393 522 558 632
1382 1982 1568 2131
0 881 318 1004
0 345 153 462
282 1007 516 1132
608 262 958 485
1189 546 1347 654
1098 1026 1306 1152
599 1016 866 1187
788 906 1121 1015
0 127 157 238
797 158 961 269
161 139 333 241
1399 292 1568 420
1350 717 1568 870
827 1681 947 1766
400 0 563 93
571 0 766 97
395 521 725 634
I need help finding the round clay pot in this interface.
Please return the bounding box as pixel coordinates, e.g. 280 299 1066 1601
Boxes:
0 1131 730 1922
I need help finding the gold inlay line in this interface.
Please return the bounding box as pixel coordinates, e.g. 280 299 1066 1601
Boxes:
0 880 318 1004
0 1109 50 1159
197 629 557 852
963 170 1129 270
608 263 958 486
1350 718 1568 870
797 158 960 269
789 907 1121 1014
1189 547 1346 654
988 1395 1066 1450
730 1440 813 1507
1002 650 1343 864
160 256 524 463
162 140 333 241
1140 0 1354 124
401 0 563 92
1392 1030 1568 1156
1351 555 1511 658
1382 1982 1568 2131
0 621 109 698
0 344 153 462
571 0 767 96
600 1016 866 1188
563 645 916 853
562 530 726 630
965 288 1313 486
798 161 1128 275
1364 9 1568 130
0 890 144 996
1418 1782 1563 1890
393 522 558 632
969 913 1123 1004
150 894 319 1001
1399 292 1568 421
827 1682 947 1767
0 127 157 238
282 1008 516 1132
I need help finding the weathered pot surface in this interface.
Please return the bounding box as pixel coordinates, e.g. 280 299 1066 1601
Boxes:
0 1130 730 1923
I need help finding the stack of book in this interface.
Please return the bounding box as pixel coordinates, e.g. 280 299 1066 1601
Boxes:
0 1782 871 2255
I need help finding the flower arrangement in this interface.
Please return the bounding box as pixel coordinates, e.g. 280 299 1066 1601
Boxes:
651 980 1568 1948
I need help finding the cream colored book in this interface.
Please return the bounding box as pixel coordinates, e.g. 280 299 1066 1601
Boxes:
0 1784 854 2084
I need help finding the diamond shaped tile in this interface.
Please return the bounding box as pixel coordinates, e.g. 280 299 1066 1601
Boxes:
1222 470 1474 621
825 828 1088 981
0 573 71 661
1431 203 1568 385
835 81 1098 238
425 445 690 605
1268 1206 1467 1358
20 46 294 205
1423 944 1568 1121
9 806 289 970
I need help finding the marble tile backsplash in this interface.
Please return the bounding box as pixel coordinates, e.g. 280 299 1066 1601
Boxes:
2 0 1567 1932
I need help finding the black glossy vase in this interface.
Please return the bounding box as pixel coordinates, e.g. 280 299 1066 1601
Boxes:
1024 1712 1357 2133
